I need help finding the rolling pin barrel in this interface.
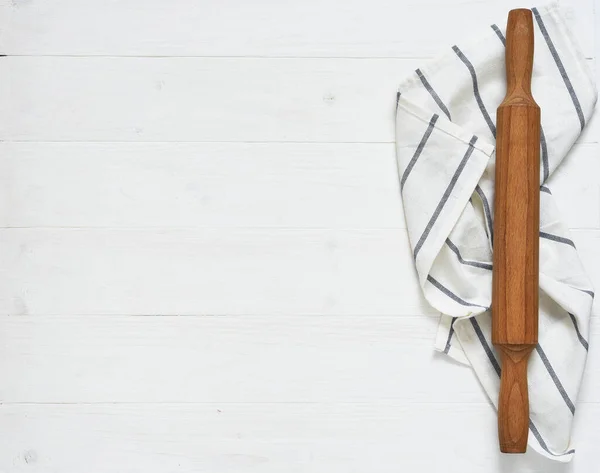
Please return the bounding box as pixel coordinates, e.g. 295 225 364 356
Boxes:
492 9 540 453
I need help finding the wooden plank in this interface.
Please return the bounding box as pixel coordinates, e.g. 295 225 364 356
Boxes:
0 228 433 316
0 0 593 59
0 142 405 229
1 228 599 316
5 401 599 472
1 142 597 230
0 315 487 404
0 56 411 142
1 57 596 144
0 315 598 404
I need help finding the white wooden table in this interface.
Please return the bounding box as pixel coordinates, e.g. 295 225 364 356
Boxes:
0 0 599 471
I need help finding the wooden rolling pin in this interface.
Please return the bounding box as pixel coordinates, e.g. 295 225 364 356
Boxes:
492 8 540 454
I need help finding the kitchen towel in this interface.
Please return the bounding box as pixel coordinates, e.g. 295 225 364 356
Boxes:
395 2 596 461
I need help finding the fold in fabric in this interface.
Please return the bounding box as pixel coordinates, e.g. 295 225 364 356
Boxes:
395 2 596 461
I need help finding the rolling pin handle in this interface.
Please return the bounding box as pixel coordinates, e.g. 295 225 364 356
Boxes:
504 9 536 101
497 344 535 453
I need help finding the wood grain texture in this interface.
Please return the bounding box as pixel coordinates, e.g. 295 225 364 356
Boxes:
0 142 598 230
492 9 540 454
2 315 600 405
1 56 596 144
496 345 534 452
0 228 433 317
2 228 600 317
0 316 484 404
1 402 580 473
0 142 406 229
493 108 540 342
5 401 600 473
0 57 415 143
0 0 593 58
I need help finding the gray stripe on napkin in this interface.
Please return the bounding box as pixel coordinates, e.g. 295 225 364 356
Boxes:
452 45 497 138
532 7 585 131
568 313 589 351
470 318 501 375
416 69 452 120
445 238 493 270
400 114 439 191
540 231 576 248
575 287 595 298
475 185 494 245
414 136 478 259
491 24 506 45
535 344 576 414
540 128 550 182
444 318 456 354
427 275 488 309
530 420 575 457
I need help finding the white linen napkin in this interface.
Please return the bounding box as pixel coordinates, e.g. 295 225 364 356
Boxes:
395 2 596 461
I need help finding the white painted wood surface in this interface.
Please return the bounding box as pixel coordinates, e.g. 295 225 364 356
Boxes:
0 0 593 58
0 0 599 471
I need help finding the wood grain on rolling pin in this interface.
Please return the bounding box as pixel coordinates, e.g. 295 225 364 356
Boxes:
492 8 540 454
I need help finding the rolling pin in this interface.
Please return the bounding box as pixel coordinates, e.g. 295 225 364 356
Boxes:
492 9 540 453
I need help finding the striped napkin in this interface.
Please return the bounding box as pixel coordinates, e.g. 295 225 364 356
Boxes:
395 2 596 461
